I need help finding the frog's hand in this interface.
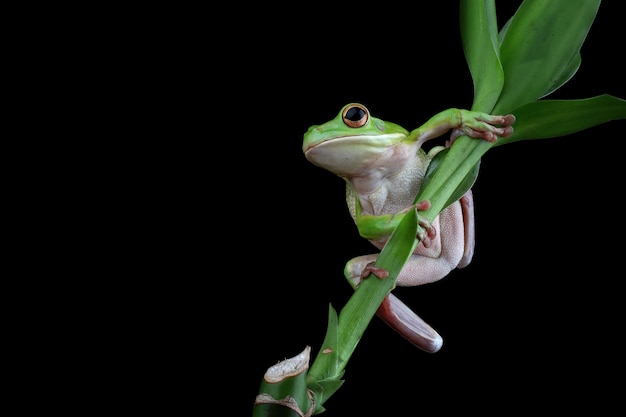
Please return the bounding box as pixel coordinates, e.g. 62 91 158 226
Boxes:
447 112 516 146
410 108 515 147
377 292 443 353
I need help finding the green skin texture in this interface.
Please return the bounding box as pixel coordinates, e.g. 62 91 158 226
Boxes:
302 103 514 353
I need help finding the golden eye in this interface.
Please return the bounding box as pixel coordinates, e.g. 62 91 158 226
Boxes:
342 103 369 128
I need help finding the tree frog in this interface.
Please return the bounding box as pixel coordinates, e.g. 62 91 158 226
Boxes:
302 103 515 353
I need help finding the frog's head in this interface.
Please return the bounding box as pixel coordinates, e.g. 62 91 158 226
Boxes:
303 103 409 177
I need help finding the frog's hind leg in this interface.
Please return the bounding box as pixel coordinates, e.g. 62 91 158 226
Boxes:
377 292 443 353
344 256 443 352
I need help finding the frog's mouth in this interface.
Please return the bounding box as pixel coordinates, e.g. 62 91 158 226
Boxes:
304 134 406 177
304 132 405 152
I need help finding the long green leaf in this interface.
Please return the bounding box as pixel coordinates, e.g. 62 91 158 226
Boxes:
494 0 601 114
329 209 419 377
539 52 581 99
415 134 492 221
421 147 481 209
460 0 503 113
307 305 343 414
497 95 626 146
308 305 340 382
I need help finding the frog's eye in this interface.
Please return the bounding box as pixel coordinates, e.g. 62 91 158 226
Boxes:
342 103 369 128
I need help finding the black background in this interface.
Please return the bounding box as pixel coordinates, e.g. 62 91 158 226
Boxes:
194 2 625 415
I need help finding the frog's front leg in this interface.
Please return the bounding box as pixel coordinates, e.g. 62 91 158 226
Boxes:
447 112 516 145
411 108 515 148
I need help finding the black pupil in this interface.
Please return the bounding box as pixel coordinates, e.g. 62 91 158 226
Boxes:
345 107 365 121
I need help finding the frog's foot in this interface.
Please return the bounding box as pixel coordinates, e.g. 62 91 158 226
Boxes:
345 255 377 289
377 292 443 353
361 262 389 280
345 256 391 290
415 200 436 248
447 112 516 147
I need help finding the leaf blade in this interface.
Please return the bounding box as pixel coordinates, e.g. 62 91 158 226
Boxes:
494 0 601 114
497 95 626 145
460 0 504 113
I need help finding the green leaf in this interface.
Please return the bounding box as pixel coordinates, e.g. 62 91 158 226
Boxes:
421 148 480 209
539 52 581 99
374 208 420 276
307 378 343 415
494 0 601 114
308 200 421 412
460 0 503 113
307 306 344 414
496 95 626 146
497 14 513 44
308 305 340 382
415 135 492 220
333 208 419 376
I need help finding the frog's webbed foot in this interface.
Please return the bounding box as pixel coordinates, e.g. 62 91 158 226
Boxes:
353 261 394 291
414 199 436 248
360 262 389 280
446 112 516 147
